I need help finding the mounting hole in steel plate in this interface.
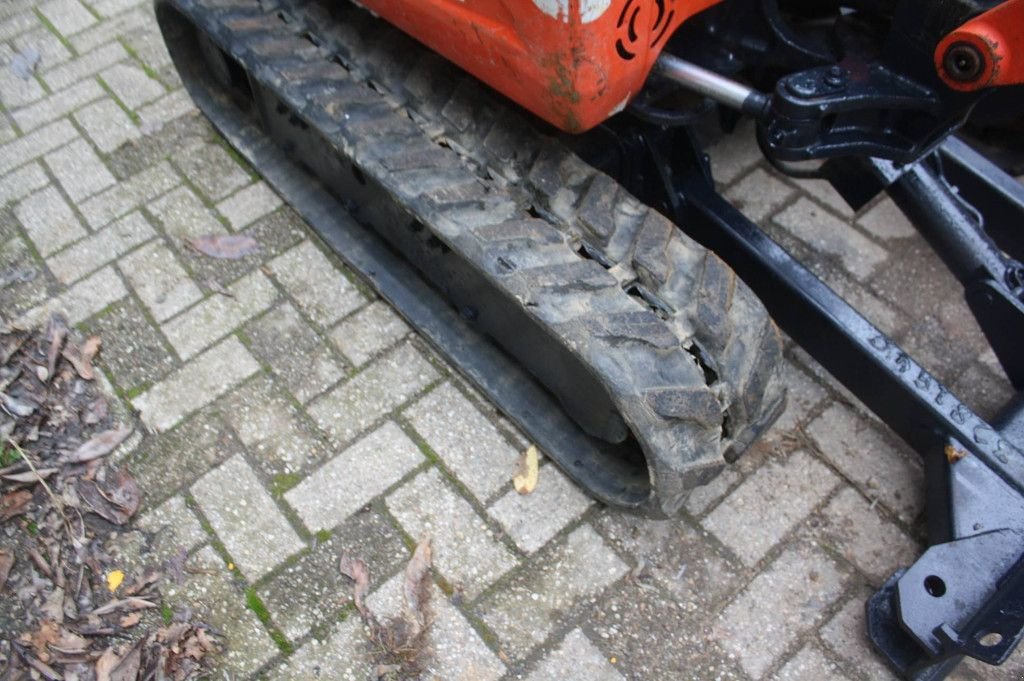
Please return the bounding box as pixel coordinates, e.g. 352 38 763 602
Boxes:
978 631 1003 647
924 575 947 597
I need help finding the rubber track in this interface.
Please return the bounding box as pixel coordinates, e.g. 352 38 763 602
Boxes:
175 0 785 515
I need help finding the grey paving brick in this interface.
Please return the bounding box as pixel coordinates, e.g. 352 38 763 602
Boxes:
162 546 277 676
47 210 153 284
260 511 407 641
222 376 328 477
70 6 148 53
0 114 16 146
387 467 517 598
44 137 116 201
777 644 852 681
17 265 127 327
118 239 203 321
172 140 251 200
717 542 851 678
121 25 173 71
245 302 346 403
405 381 520 502
149 184 226 241
528 629 623 681
366 574 507 681
268 240 365 327
708 120 762 185
309 342 438 443
593 511 740 605
74 97 141 153
821 591 897 680
131 335 260 432
192 454 304 581
791 177 857 217
488 463 593 553
0 162 48 207
41 41 128 91
0 45 45 109
775 198 888 281
683 466 742 517
12 27 72 71
161 269 279 359
703 449 840 565
126 409 243 506
817 486 919 584
9 76 105 132
806 402 925 524
582 577 744 680
329 300 409 368
725 167 796 223
216 180 282 230
0 119 78 176
480 524 628 657
15 185 87 256
264 618 372 681
82 296 176 390
137 89 197 134
858 197 916 241
89 0 147 17
767 360 829 435
38 0 97 36
0 11 38 43
99 62 164 109
136 494 207 562
0 235 48 317
80 160 178 227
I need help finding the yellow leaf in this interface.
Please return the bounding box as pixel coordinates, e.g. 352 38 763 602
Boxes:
513 445 539 495
106 570 124 592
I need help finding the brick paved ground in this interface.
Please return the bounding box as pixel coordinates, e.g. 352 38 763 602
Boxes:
1 1 1021 679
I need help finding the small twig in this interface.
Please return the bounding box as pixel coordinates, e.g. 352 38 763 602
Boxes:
6 438 73 538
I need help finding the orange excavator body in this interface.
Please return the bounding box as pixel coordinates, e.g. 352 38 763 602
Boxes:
352 0 723 132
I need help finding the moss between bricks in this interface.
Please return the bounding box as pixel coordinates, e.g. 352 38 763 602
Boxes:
270 471 302 497
245 588 292 654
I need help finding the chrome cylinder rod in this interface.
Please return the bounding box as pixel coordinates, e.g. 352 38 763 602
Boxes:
654 54 769 117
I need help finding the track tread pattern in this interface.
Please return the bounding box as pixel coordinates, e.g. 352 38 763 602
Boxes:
173 0 785 514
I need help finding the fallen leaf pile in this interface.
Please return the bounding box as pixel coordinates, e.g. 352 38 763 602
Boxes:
0 315 220 679
340 537 434 679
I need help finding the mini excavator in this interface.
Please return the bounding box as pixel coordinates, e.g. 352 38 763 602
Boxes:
155 0 1024 677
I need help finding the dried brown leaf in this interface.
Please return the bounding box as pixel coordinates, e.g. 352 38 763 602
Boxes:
94 647 119 681
1 488 32 521
89 597 157 617
22 650 63 680
61 336 101 381
0 549 13 590
63 426 132 464
339 555 371 619
402 536 432 635
186 234 260 260
3 467 57 483
45 315 68 381
118 612 140 629
95 643 140 681
82 397 108 425
29 620 60 660
1 391 36 417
